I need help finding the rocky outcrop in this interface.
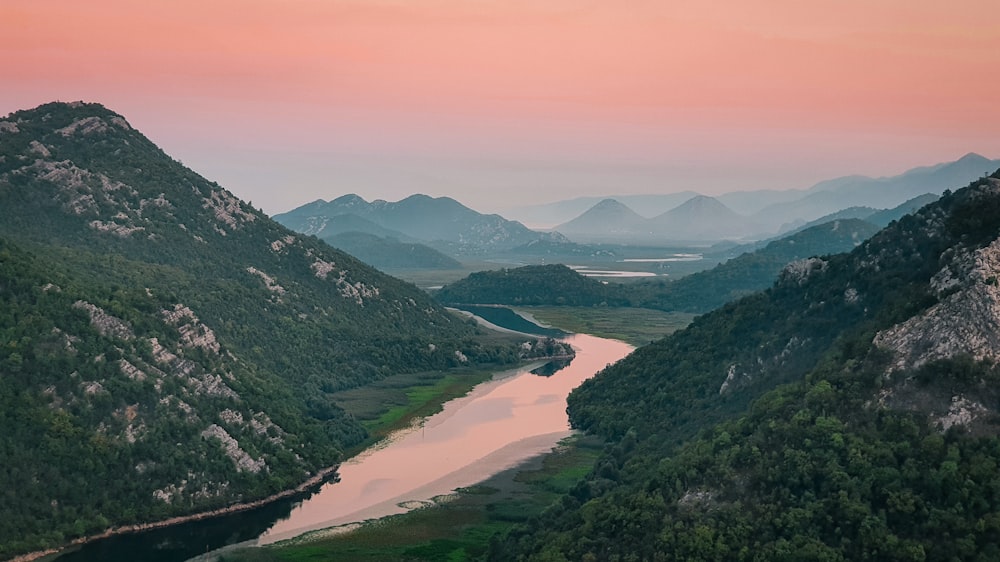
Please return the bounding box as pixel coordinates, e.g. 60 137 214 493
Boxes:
874 236 1000 373
73 300 135 340
201 424 266 473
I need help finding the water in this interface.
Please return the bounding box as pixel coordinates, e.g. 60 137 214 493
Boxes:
54 333 632 561
257 333 631 543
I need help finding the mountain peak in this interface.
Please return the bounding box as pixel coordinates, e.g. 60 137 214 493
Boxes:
329 193 369 208
276 192 555 253
553 198 645 238
957 151 988 163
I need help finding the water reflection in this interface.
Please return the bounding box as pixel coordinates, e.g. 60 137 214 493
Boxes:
530 358 573 377
52 333 632 560
257 333 632 544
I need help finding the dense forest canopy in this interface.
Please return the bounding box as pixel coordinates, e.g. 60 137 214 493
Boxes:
487 171 1000 560
0 101 561 558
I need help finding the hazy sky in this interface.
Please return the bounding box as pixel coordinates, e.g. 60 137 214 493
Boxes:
3 0 999 215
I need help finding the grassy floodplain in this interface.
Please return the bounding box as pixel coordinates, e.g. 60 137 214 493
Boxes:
218 435 605 562
218 307 670 561
514 306 695 346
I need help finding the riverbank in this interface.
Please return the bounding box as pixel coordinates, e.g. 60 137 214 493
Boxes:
215 433 607 562
7 465 341 562
8 359 561 562
210 330 634 561
247 333 626 547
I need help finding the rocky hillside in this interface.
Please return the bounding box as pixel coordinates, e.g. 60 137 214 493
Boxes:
0 101 548 558
489 171 1000 560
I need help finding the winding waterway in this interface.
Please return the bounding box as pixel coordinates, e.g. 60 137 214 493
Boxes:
53 333 632 561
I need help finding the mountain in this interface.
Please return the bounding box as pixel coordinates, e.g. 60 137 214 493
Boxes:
0 101 550 557
553 199 646 241
715 187 809 216
503 155 996 234
323 231 462 270
865 192 940 227
503 192 700 229
636 217 882 313
488 170 1000 560
436 218 881 314
552 195 764 244
274 194 567 256
777 193 940 238
279 210 415 241
646 195 762 241
752 153 1000 229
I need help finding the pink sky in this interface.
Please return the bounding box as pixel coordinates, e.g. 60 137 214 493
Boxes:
3 0 999 214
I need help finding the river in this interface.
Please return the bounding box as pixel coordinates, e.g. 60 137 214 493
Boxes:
52 333 632 561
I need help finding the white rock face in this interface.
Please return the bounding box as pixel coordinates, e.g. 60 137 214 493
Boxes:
934 395 988 432
73 300 135 340
311 258 336 280
203 188 256 231
162 304 221 355
0 121 19 133
28 140 51 158
335 271 379 304
56 116 110 137
874 236 1000 372
119 359 147 381
201 424 266 473
89 219 145 237
247 267 287 295
778 257 828 287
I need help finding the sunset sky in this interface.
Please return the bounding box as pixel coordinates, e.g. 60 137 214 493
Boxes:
3 0 999 215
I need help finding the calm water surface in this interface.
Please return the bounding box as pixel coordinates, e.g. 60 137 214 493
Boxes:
55 333 631 561
259 333 631 543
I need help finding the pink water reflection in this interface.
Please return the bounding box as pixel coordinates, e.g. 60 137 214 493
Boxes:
257 333 632 544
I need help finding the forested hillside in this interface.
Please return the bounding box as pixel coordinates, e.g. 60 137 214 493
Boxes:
322 231 463 270
0 101 553 558
636 218 881 312
435 264 626 307
488 172 1000 560
435 218 881 314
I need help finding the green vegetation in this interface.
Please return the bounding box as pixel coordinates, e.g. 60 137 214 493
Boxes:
0 101 560 558
513 306 694 346
450 305 568 337
332 368 495 441
435 264 626 307
485 172 1000 560
218 436 605 562
322 231 463 270
435 219 881 315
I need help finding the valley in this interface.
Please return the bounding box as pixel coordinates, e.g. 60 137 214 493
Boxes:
3 99 1000 562
6 2 1000 560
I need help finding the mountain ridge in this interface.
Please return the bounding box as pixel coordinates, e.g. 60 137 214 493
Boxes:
0 101 559 558
488 170 1000 560
274 192 567 256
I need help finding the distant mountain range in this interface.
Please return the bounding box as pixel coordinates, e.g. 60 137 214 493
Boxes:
555 195 764 243
437 215 885 314
507 153 999 233
750 153 999 228
274 193 568 258
505 192 701 228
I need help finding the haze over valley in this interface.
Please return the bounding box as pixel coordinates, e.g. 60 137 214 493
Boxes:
4 1 1000 561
